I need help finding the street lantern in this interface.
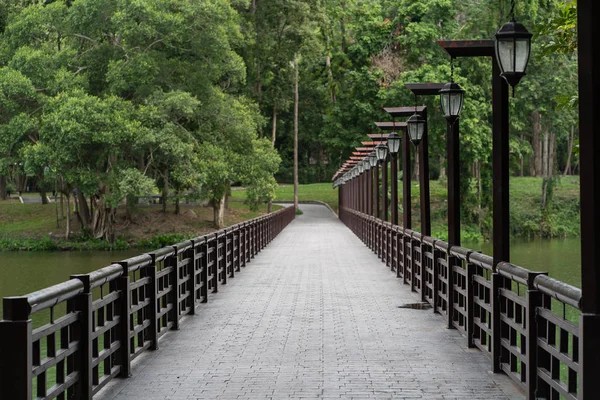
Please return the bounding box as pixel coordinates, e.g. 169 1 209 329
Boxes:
369 151 378 168
363 157 371 170
439 82 465 123
407 113 426 146
358 160 365 174
494 1 532 89
375 143 388 163
387 132 401 155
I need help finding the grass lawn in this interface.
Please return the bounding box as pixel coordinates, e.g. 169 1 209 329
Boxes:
232 183 340 213
0 202 60 236
0 176 581 246
0 198 279 246
232 176 580 239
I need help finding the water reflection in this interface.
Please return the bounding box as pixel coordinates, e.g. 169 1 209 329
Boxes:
464 237 581 288
0 250 143 318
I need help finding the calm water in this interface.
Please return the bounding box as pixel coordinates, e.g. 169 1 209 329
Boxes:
0 238 582 318
0 250 143 318
464 237 581 288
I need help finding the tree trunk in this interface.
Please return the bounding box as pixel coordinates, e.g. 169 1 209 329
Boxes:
77 190 91 226
532 111 543 176
55 185 59 229
326 55 336 103
340 19 347 53
293 53 299 211
412 152 419 181
549 132 556 175
90 196 114 241
272 102 277 145
213 200 218 227
543 131 549 177
530 114 537 176
214 195 226 228
268 201 272 213
40 189 49 204
175 197 180 215
439 155 446 180
257 63 263 136
477 161 482 222
162 168 168 213
0 176 6 200
65 193 71 239
541 131 550 208
520 132 524 177
126 194 136 221
564 125 575 176
225 183 231 210
250 0 257 14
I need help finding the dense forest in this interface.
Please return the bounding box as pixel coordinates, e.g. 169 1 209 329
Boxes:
0 0 577 240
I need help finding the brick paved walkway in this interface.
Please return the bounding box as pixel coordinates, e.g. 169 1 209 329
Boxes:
98 204 523 400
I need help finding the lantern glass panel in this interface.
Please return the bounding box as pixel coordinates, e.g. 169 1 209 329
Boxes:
369 153 377 167
387 133 401 154
375 143 388 162
515 38 529 72
441 93 450 117
450 92 463 117
407 115 425 144
498 38 514 73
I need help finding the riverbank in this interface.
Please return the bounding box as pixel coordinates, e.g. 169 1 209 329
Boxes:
1 177 581 250
0 200 278 251
231 177 581 241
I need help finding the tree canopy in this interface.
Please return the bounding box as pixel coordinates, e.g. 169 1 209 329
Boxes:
0 0 579 239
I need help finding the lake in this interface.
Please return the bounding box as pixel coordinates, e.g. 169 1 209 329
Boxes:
0 249 143 318
0 237 582 318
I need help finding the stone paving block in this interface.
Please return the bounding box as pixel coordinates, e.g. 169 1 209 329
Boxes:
97 204 524 400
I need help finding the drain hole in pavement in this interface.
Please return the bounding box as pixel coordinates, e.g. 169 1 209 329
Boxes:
398 302 432 310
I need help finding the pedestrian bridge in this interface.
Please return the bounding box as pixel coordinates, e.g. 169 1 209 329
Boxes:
0 204 582 399
97 204 521 400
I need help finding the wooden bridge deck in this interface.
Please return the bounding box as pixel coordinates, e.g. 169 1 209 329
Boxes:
97 204 522 399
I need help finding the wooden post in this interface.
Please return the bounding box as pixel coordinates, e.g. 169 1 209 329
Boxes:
0 297 33 399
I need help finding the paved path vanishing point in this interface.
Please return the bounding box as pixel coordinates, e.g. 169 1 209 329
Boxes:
98 204 523 400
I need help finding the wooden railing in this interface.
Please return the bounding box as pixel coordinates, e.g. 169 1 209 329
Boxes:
0 206 295 399
340 206 581 400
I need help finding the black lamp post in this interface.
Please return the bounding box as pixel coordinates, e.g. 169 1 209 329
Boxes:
358 161 365 213
375 142 388 221
437 40 510 268
403 82 462 245
494 1 532 89
363 157 371 217
387 132 401 226
439 62 465 246
369 151 378 218
437 2 531 372
579 1 600 397
381 110 424 233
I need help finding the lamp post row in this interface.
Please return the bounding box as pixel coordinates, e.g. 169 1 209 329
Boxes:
335 3 600 398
